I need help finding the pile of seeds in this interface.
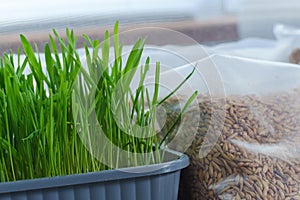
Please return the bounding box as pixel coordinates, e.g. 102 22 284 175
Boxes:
161 89 300 200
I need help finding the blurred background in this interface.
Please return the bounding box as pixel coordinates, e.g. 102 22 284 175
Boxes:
1 0 300 53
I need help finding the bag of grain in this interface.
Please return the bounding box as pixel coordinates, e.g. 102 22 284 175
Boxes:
159 54 300 200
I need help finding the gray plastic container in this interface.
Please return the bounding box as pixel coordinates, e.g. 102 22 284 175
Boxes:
0 150 188 200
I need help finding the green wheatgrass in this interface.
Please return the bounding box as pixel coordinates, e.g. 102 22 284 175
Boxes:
0 22 197 182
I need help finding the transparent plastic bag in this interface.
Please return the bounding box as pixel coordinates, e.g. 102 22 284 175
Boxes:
158 54 300 200
208 38 280 62
274 23 300 64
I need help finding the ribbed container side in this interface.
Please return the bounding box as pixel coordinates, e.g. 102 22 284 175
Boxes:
0 151 188 200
